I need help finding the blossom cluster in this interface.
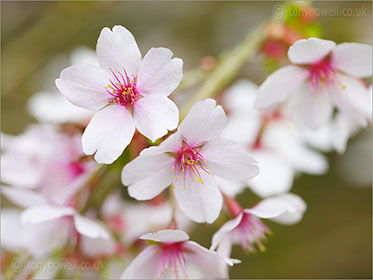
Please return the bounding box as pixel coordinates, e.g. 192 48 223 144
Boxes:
1 20 371 280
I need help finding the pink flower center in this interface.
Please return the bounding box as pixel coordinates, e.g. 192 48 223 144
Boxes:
157 242 188 278
171 144 210 189
68 161 86 179
309 57 341 91
235 212 271 253
105 67 140 107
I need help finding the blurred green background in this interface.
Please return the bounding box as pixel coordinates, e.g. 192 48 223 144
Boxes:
1 1 372 279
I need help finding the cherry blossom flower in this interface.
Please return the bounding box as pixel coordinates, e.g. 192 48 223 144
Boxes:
256 37 372 129
56 25 183 164
221 80 327 197
122 99 259 223
121 229 231 279
101 193 191 244
211 193 306 258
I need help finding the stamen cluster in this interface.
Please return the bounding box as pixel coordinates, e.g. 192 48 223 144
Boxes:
105 67 140 106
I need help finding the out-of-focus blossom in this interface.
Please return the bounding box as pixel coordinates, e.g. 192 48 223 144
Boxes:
101 193 192 244
256 38 372 129
211 193 306 257
1 125 112 258
28 47 96 124
221 81 327 197
56 25 183 164
121 229 232 279
122 99 259 223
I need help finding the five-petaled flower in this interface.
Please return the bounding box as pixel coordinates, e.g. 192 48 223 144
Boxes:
121 99 259 223
56 25 183 164
256 37 372 129
121 229 233 279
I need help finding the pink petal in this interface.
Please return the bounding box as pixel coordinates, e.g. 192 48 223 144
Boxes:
137 47 183 96
134 95 179 142
201 138 259 182
332 43 372 78
140 229 189 243
256 65 309 108
179 98 228 146
96 25 142 75
288 37 336 64
82 105 136 164
56 63 112 110
173 172 222 224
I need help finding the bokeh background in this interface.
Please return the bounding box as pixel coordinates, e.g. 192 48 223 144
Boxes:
1 1 372 278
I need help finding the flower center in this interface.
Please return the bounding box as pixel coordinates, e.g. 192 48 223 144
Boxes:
236 212 271 253
309 57 340 91
105 67 140 107
157 242 188 278
171 144 210 189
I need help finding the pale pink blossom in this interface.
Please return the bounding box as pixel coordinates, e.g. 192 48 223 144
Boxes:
256 38 372 129
121 229 231 279
122 99 259 223
56 25 183 164
211 193 306 258
1 126 112 257
221 80 327 197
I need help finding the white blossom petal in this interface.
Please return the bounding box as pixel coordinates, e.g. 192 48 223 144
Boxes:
140 229 189 243
55 63 112 110
331 74 371 126
184 241 229 279
210 214 243 251
21 205 75 224
82 105 136 164
1 186 47 208
73 213 110 239
140 132 182 156
122 154 174 200
288 38 336 64
332 43 372 78
256 65 309 108
173 172 222 224
80 235 116 258
267 193 307 225
137 47 183 96
248 151 294 197
121 246 160 279
134 95 179 142
201 138 259 182
96 25 142 75
178 99 228 146
289 84 333 129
